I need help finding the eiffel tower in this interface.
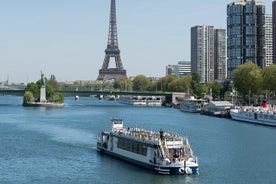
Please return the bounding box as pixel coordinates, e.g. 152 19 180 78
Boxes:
97 0 127 81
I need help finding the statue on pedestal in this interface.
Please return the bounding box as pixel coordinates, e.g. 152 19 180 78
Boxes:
41 71 45 87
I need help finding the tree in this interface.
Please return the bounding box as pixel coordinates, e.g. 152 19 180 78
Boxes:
191 82 205 98
47 74 60 90
192 73 201 83
23 91 35 103
158 75 179 92
113 78 132 91
207 83 223 100
263 64 276 93
179 75 192 93
190 73 205 98
52 92 64 103
46 84 55 100
233 62 263 104
25 82 39 98
132 75 150 91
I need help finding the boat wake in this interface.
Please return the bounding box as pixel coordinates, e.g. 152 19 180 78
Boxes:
20 123 95 147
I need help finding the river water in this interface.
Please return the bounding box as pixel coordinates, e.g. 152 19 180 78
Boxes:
1 95 276 184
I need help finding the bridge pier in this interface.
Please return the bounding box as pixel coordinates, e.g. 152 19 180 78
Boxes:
163 92 185 107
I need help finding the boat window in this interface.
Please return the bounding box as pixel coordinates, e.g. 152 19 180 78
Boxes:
117 138 147 156
168 148 184 158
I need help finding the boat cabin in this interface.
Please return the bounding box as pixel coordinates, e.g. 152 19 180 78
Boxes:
112 118 124 132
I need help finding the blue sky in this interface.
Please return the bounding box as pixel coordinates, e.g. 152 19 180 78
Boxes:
0 0 273 83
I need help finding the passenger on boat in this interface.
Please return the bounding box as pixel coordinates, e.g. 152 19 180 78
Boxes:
159 129 164 140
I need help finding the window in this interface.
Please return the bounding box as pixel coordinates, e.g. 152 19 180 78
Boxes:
245 15 254 24
117 137 148 156
245 4 254 13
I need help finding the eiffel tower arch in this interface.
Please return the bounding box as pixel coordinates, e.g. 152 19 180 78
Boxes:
97 0 127 82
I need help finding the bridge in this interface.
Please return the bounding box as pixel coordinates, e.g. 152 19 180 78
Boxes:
0 89 184 104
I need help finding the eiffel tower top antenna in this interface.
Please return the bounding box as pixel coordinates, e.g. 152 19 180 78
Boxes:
97 0 127 81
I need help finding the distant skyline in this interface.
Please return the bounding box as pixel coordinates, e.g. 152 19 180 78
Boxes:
0 0 273 83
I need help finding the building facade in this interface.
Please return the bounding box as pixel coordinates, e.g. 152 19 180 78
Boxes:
265 14 273 66
191 25 215 83
214 29 227 80
166 61 191 77
177 61 191 76
166 65 178 76
191 26 226 82
273 1 276 64
227 0 266 79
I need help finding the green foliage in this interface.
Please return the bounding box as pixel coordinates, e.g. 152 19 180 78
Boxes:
23 91 35 103
192 73 201 83
167 76 191 92
190 73 205 98
206 83 224 100
132 75 150 91
24 74 64 103
191 82 205 98
47 75 60 90
113 78 132 91
160 75 178 92
262 64 276 92
179 75 192 93
46 84 55 99
25 82 39 97
49 92 64 103
233 62 263 97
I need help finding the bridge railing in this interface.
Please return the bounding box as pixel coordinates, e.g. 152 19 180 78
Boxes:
0 88 172 97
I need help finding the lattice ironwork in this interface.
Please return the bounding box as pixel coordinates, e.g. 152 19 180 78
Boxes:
97 0 127 81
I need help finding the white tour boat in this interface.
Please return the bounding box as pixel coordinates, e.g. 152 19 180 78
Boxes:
97 118 199 175
230 105 276 127
180 96 205 113
119 95 163 106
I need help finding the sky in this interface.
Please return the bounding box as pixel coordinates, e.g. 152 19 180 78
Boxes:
0 0 273 83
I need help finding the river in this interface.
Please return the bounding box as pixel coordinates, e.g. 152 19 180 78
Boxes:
1 96 276 184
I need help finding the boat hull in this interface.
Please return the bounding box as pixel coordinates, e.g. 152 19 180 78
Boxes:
97 145 198 175
97 118 199 175
230 109 276 127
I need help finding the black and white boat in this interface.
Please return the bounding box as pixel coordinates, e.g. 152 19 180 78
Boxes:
97 118 199 175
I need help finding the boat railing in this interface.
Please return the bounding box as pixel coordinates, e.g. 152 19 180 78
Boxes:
159 140 169 159
185 138 194 157
114 128 161 144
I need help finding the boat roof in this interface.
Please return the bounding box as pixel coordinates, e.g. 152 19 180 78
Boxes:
208 101 232 107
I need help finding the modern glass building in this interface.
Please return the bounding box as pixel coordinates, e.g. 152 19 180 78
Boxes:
227 0 266 79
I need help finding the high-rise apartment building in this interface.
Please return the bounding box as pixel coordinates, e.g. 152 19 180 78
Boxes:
214 29 227 80
191 26 226 82
191 25 215 83
265 14 273 66
227 0 266 79
273 1 276 64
